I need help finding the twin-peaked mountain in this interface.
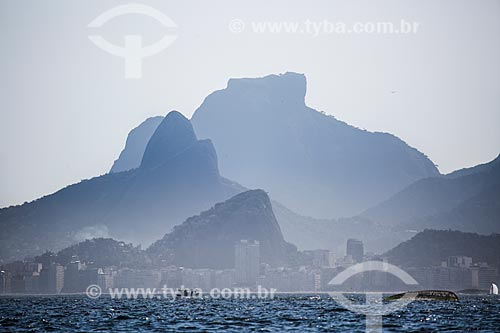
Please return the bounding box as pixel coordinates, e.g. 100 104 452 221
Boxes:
0 112 240 261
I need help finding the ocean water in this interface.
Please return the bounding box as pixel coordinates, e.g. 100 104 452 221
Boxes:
1 294 499 332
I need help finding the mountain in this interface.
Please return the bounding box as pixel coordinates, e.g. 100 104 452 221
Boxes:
110 116 164 173
410 183 500 234
445 153 500 179
106 113 411 254
0 111 240 262
363 154 500 232
148 190 296 269
384 229 500 268
191 72 439 218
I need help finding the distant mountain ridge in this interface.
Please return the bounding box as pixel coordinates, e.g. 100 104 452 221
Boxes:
363 154 500 233
3 72 498 264
410 183 500 234
110 72 439 218
445 153 500 179
191 72 439 218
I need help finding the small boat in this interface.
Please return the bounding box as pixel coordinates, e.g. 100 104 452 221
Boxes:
175 288 201 298
490 283 498 295
385 290 459 302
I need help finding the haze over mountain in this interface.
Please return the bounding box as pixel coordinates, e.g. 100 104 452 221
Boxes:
148 190 296 269
363 154 500 233
20 191 304 272
110 116 164 173
3 72 497 264
0 112 240 262
271 201 413 254
190 72 439 218
111 73 439 218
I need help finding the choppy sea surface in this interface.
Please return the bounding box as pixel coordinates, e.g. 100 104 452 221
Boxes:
1 294 499 332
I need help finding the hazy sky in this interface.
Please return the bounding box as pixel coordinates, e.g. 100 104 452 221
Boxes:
1 0 499 208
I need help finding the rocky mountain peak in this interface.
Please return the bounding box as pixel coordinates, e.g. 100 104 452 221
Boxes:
140 111 197 170
148 189 289 269
225 72 307 107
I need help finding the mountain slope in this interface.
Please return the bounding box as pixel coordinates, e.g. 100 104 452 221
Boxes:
410 183 500 234
363 154 500 231
191 72 439 218
0 112 240 262
148 190 293 269
445 153 500 179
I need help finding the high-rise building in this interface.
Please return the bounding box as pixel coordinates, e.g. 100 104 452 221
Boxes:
24 272 40 293
97 268 114 291
305 249 336 267
235 240 260 285
0 270 12 294
447 256 472 268
472 264 499 290
346 239 364 263
40 264 64 294
63 261 83 293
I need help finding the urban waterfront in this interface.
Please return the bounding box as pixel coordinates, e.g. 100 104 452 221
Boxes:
1 294 499 332
1 238 498 295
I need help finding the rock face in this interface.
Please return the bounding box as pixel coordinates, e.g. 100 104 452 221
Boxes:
191 72 439 218
148 190 290 269
110 116 164 173
0 111 240 262
363 154 500 233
